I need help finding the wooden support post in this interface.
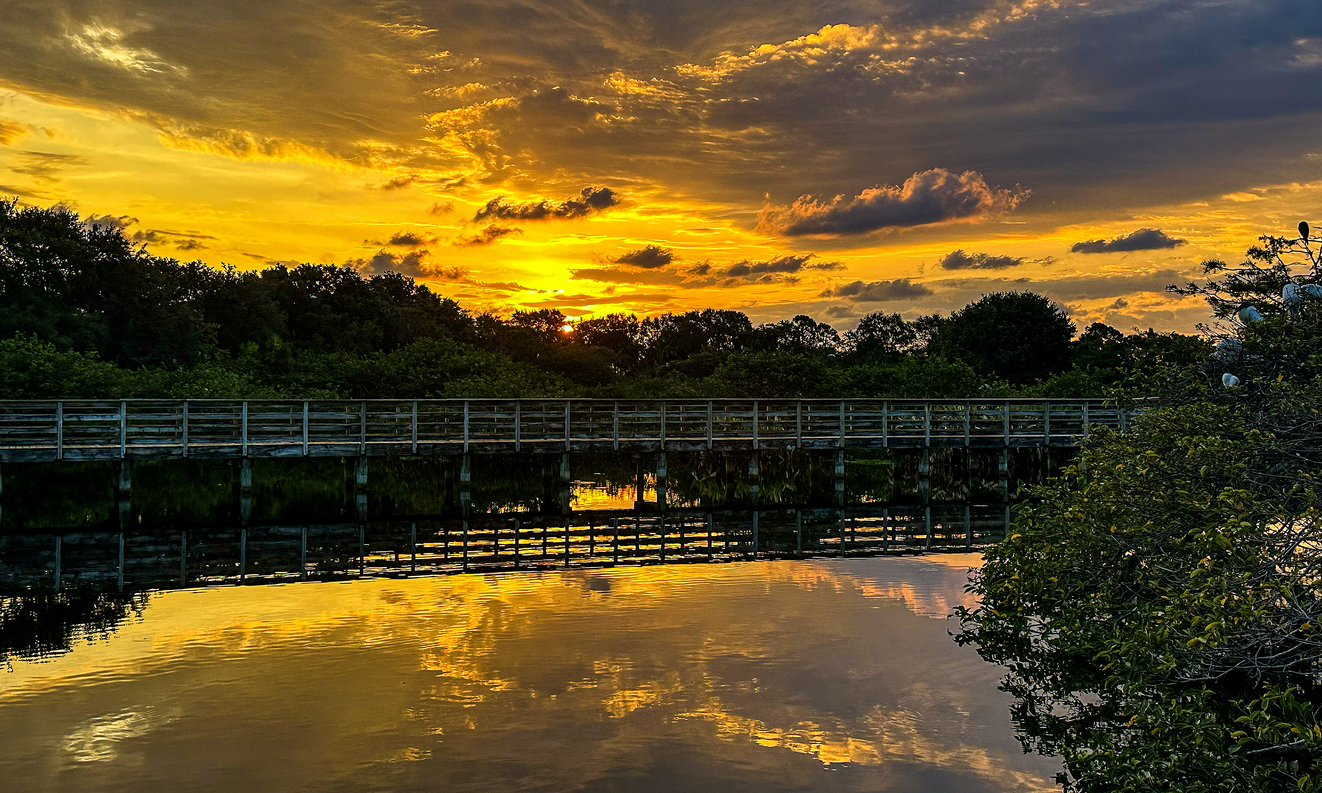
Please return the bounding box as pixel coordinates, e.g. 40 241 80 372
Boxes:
182 401 189 458
240 528 247 581
634 455 645 510
302 401 309 456
241 401 249 458
514 401 521 452
459 454 472 485
55 401 63 461
918 447 931 507
300 526 307 580
748 451 760 505
751 509 759 559
119 400 127 458
656 452 667 512
965 504 973 548
238 457 253 527
354 456 368 524
835 449 846 507
924 506 933 550
795 401 802 449
411 401 418 454
117 459 131 499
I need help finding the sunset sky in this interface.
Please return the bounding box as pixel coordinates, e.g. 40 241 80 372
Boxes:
1 0 1319 331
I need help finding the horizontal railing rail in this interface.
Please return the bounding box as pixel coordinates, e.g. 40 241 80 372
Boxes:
0 398 1132 461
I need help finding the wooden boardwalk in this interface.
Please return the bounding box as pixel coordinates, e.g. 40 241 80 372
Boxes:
0 398 1128 462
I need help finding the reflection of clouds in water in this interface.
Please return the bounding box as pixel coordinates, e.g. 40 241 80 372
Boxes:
63 707 175 763
6 558 1056 792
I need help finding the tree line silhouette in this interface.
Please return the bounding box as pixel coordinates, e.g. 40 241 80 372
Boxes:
0 199 1206 399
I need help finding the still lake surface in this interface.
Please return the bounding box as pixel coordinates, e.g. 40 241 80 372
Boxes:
0 554 1058 793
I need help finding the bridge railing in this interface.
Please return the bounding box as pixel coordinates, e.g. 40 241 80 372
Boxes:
0 399 1131 461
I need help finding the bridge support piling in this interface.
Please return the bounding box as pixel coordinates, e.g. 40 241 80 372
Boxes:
634 455 645 510
117 460 132 530
459 454 472 485
833 449 846 506
749 452 760 505
354 455 368 523
238 457 253 527
656 452 667 511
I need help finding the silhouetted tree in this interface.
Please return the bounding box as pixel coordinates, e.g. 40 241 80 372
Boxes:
936 292 1074 384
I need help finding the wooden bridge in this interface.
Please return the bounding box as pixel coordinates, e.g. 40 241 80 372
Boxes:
0 398 1129 463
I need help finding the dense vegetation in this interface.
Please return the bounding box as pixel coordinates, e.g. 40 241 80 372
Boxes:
959 224 1322 791
0 199 1204 400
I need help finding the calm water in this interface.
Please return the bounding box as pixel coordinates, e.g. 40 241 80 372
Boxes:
0 555 1058 792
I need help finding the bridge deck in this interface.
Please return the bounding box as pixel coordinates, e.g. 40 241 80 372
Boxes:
0 398 1128 462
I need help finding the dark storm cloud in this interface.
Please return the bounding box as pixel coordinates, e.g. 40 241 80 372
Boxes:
939 250 1025 271
453 225 521 246
757 170 1026 237
608 245 673 268
472 187 619 222
1071 228 1188 254
819 279 934 302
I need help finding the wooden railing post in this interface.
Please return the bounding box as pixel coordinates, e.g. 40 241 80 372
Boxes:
837 401 845 448
752 400 759 450
613 401 620 451
963 400 971 447
182 401 189 458
924 402 931 446
241 401 249 458
1082 401 1090 441
55 401 63 461
513 400 521 451
659 401 666 451
795 401 802 448
462 400 470 452
119 400 127 458
302 401 309 456
1003 400 1010 444
706 401 713 450
411 401 418 454
564 401 571 452
881 400 888 447
1044 401 1052 445
359 401 367 455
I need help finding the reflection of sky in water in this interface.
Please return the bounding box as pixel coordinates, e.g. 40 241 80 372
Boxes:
0 556 1059 792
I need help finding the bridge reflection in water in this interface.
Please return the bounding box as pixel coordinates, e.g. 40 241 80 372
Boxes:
2 503 1013 594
